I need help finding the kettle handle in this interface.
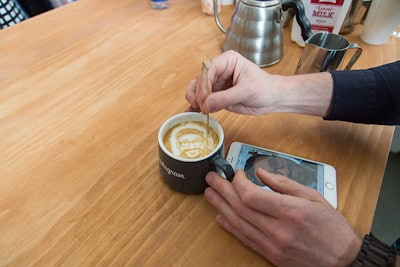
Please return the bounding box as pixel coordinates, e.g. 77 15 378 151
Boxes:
213 0 226 33
282 0 313 41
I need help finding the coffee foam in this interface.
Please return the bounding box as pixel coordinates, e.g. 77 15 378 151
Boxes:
163 121 219 159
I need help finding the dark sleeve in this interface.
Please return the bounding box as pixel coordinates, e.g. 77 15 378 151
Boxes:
324 61 400 125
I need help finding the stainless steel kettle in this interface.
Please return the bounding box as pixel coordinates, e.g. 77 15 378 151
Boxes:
213 0 312 67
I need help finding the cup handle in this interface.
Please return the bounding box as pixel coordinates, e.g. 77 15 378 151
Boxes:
211 155 234 182
344 43 362 70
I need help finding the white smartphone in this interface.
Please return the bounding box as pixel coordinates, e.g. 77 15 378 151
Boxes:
226 142 337 208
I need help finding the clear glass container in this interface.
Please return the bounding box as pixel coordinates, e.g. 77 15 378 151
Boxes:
150 0 170 10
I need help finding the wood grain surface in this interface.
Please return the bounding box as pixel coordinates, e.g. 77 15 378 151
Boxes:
0 0 399 266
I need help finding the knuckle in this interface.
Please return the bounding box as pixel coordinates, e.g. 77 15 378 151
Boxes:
184 90 191 101
308 188 323 200
230 218 246 233
240 188 255 206
231 198 247 215
273 231 296 255
292 211 307 224
225 50 237 56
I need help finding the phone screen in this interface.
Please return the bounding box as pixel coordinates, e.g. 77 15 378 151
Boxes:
233 144 325 194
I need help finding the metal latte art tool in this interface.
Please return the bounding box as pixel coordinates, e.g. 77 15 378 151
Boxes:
202 58 212 135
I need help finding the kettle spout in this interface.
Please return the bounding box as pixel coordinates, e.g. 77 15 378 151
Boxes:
213 0 226 33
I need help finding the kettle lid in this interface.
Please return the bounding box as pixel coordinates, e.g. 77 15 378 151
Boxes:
241 0 280 7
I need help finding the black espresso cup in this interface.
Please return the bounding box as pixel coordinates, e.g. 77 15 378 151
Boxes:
158 112 234 194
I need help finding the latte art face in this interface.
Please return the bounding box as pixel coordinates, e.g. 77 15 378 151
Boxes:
163 121 219 159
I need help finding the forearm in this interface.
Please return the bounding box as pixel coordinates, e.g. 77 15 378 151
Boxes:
271 60 400 125
271 72 333 117
326 61 400 125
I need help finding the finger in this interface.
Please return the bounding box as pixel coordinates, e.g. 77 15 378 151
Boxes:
195 59 214 107
185 79 200 111
195 52 239 113
184 106 200 112
215 214 268 258
204 174 274 254
207 54 236 87
205 171 273 228
203 84 252 114
256 168 326 203
232 169 312 218
205 171 278 236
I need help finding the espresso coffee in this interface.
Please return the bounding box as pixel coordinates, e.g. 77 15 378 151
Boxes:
163 121 219 159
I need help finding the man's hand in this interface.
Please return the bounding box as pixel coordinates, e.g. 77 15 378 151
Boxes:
204 169 362 266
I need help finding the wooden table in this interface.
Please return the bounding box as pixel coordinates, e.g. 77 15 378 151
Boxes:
1 0 399 265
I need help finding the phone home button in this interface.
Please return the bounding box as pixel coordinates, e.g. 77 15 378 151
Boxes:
325 182 335 190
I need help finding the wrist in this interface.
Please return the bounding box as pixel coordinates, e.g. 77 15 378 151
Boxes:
275 72 333 117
